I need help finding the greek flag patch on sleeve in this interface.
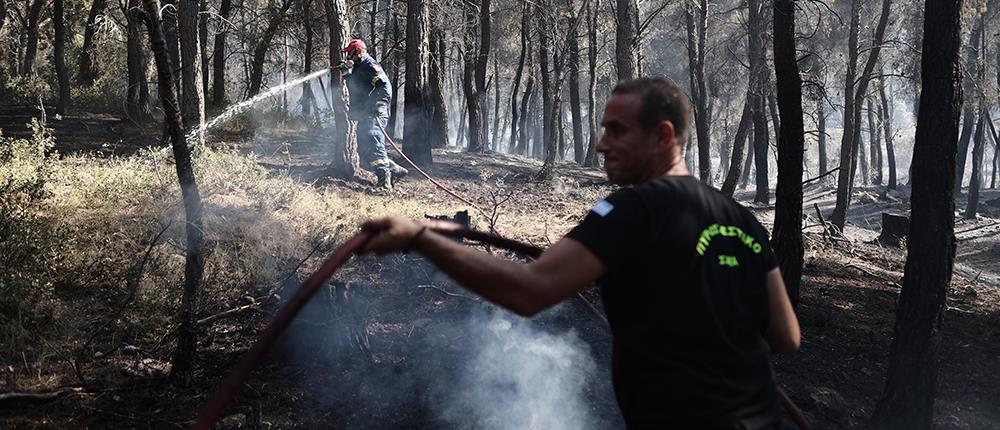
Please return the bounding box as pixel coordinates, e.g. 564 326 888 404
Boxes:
591 200 614 217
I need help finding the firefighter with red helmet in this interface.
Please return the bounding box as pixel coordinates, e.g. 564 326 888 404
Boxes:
336 39 407 191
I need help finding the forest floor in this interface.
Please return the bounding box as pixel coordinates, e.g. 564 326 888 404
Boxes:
1 111 999 429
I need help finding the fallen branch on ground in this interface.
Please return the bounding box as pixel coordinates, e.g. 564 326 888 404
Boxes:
0 387 85 404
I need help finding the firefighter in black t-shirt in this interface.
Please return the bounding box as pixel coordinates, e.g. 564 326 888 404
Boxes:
359 78 800 429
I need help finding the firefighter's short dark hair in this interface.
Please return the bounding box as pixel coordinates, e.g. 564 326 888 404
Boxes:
611 78 691 141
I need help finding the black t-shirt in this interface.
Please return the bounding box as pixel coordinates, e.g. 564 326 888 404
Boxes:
566 175 780 429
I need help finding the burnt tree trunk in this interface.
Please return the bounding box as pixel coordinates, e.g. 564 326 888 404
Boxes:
508 0 530 153
248 0 294 96
179 0 205 144
142 0 206 381
368 0 379 55
386 9 401 138
163 0 181 93
748 0 769 203
211 0 233 106
831 0 891 230
583 0 599 167
476 0 491 148
870 0 962 427
403 0 433 165
126 0 152 121
53 0 70 114
965 109 986 218
324 0 359 175
515 52 534 156
879 77 897 189
740 121 755 189
771 0 804 307
868 97 883 185
462 1 484 152
78 0 107 86
299 0 317 119
568 15 585 164
538 3 558 179
818 98 828 177
721 96 751 196
686 0 711 183
614 0 637 80
954 19 984 195
429 29 450 149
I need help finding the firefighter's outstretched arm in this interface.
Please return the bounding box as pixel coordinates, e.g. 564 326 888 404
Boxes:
361 216 606 316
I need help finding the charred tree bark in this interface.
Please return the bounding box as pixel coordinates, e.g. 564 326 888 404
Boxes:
179 0 205 144
53 0 70 114
163 0 181 93
721 96 751 196
211 0 233 106
248 0 294 97
515 54 534 156
954 19 984 195
584 0 599 167
740 121 755 189
747 0 769 203
508 0 530 153
831 0 891 230
368 0 379 56
78 0 107 86
685 0 711 183
299 0 317 119
870 0 962 427
126 0 152 121
868 97 883 185
568 15 585 164
19 0 45 76
141 0 206 381
771 0 805 307
403 0 433 165
614 0 638 80
879 77 897 189
462 1 484 152
324 0 359 175
965 19 987 218
817 98 828 177
538 5 558 179
429 30 450 149
476 0 491 148
386 9 401 139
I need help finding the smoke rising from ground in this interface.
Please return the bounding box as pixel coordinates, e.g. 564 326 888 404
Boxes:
434 310 599 430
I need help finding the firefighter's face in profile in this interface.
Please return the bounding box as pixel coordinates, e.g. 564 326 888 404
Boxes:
597 93 676 184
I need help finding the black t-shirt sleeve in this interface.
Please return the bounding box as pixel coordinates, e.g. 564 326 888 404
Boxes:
565 188 648 273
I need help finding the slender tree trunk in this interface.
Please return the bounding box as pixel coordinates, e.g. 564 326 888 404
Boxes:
387 12 401 138
179 0 206 144
429 30 450 148
584 0 600 167
538 3 558 179
19 0 45 76
369 0 379 55
404 0 433 164
299 0 316 118
879 77 897 189
492 56 502 150
476 0 491 148
141 0 206 381
248 0 294 96
965 110 986 218
163 0 181 93
324 0 359 175
818 98 828 177
870 0 962 426
516 56 534 156
740 121 755 189
868 97 882 185
748 0 769 203
78 0 107 86
54 0 70 114
860 121 869 186
954 19 984 195
211 0 233 106
686 0 711 183
463 1 484 152
831 0 891 230
126 0 152 121
568 16 585 164
721 96 751 196
771 0 804 307
508 0 530 153
614 0 637 80
199 0 209 98
990 115 999 189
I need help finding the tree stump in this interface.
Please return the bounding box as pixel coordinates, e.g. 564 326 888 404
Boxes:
879 212 910 247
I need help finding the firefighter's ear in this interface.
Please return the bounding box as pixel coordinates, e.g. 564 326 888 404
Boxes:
654 120 676 153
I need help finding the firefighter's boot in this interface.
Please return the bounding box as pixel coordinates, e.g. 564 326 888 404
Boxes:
375 170 393 192
389 159 409 181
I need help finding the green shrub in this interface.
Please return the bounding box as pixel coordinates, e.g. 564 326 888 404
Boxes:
0 120 63 323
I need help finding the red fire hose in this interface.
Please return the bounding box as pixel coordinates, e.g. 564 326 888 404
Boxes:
193 227 811 430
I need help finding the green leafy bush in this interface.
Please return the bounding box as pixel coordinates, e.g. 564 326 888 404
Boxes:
0 120 63 322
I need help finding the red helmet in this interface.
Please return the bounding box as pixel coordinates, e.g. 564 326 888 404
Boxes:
341 39 367 54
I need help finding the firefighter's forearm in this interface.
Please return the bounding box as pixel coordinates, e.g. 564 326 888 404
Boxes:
412 231 561 316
